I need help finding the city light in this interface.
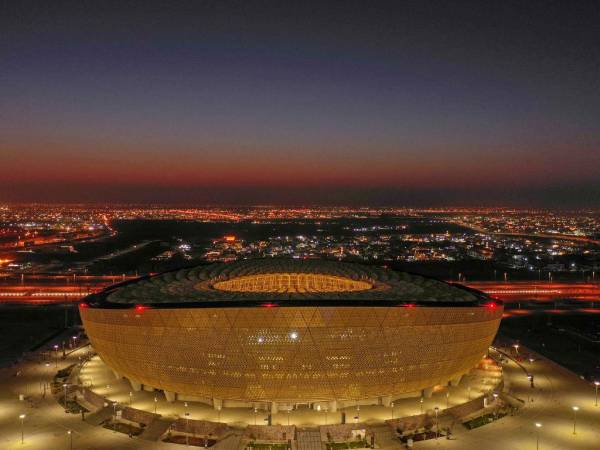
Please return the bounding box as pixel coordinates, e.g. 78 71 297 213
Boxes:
2 3 599 449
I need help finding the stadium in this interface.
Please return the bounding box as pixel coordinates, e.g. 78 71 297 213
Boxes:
79 259 503 412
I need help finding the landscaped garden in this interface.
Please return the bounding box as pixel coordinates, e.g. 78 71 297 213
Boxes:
102 421 144 436
463 411 508 430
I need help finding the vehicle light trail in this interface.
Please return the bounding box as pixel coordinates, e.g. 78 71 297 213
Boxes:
464 282 600 302
0 277 598 305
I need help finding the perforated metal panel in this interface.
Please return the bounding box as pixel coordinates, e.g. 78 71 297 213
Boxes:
81 304 502 403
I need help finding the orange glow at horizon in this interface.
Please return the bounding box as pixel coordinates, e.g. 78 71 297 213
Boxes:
3 138 597 194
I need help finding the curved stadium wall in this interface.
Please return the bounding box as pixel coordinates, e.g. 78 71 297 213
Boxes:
80 259 503 408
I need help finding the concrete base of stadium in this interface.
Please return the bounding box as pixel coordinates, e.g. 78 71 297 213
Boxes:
79 354 502 427
104 369 468 414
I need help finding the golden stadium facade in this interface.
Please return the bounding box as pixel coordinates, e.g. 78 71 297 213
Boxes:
80 259 502 411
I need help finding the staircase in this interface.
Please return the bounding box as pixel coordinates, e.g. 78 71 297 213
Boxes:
371 424 396 449
297 430 323 450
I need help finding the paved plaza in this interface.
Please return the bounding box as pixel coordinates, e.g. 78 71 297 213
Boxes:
77 353 501 428
1 330 600 449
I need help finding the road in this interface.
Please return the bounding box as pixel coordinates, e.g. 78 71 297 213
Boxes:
449 220 600 246
1 277 599 305
464 281 600 302
0 275 135 304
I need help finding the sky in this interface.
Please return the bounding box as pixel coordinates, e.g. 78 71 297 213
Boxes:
1 1 599 206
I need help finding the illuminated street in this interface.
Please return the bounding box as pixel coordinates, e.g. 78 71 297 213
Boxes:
466 282 600 303
0 275 134 304
2 278 600 305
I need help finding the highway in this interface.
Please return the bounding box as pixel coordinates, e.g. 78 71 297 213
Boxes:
0 275 599 305
0 275 134 304
464 281 600 302
450 220 600 245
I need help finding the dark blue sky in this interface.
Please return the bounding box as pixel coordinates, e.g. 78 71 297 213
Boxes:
2 1 599 206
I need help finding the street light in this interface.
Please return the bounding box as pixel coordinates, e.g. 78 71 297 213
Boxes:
493 393 499 419
185 410 190 447
54 344 59 367
594 381 599 407
535 422 542 450
67 430 73 450
63 383 69 413
154 396 158 414
434 407 439 440
44 362 50 396
572 406 579 434
19 414 25 444
129 391 133 406
113 402 118 432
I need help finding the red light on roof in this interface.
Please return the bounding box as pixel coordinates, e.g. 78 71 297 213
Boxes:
262 303 278 308
134 304 150 312
79 302 89 309
485 301 497 309
402 303 416 308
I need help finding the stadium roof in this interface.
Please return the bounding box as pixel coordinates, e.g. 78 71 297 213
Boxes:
86 259 488 308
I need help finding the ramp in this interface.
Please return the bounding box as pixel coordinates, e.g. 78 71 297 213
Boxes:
140 417 174 441
212 431 243 450
84 405 114 426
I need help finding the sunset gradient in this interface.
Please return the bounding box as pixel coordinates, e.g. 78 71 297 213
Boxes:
2 1 599 205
